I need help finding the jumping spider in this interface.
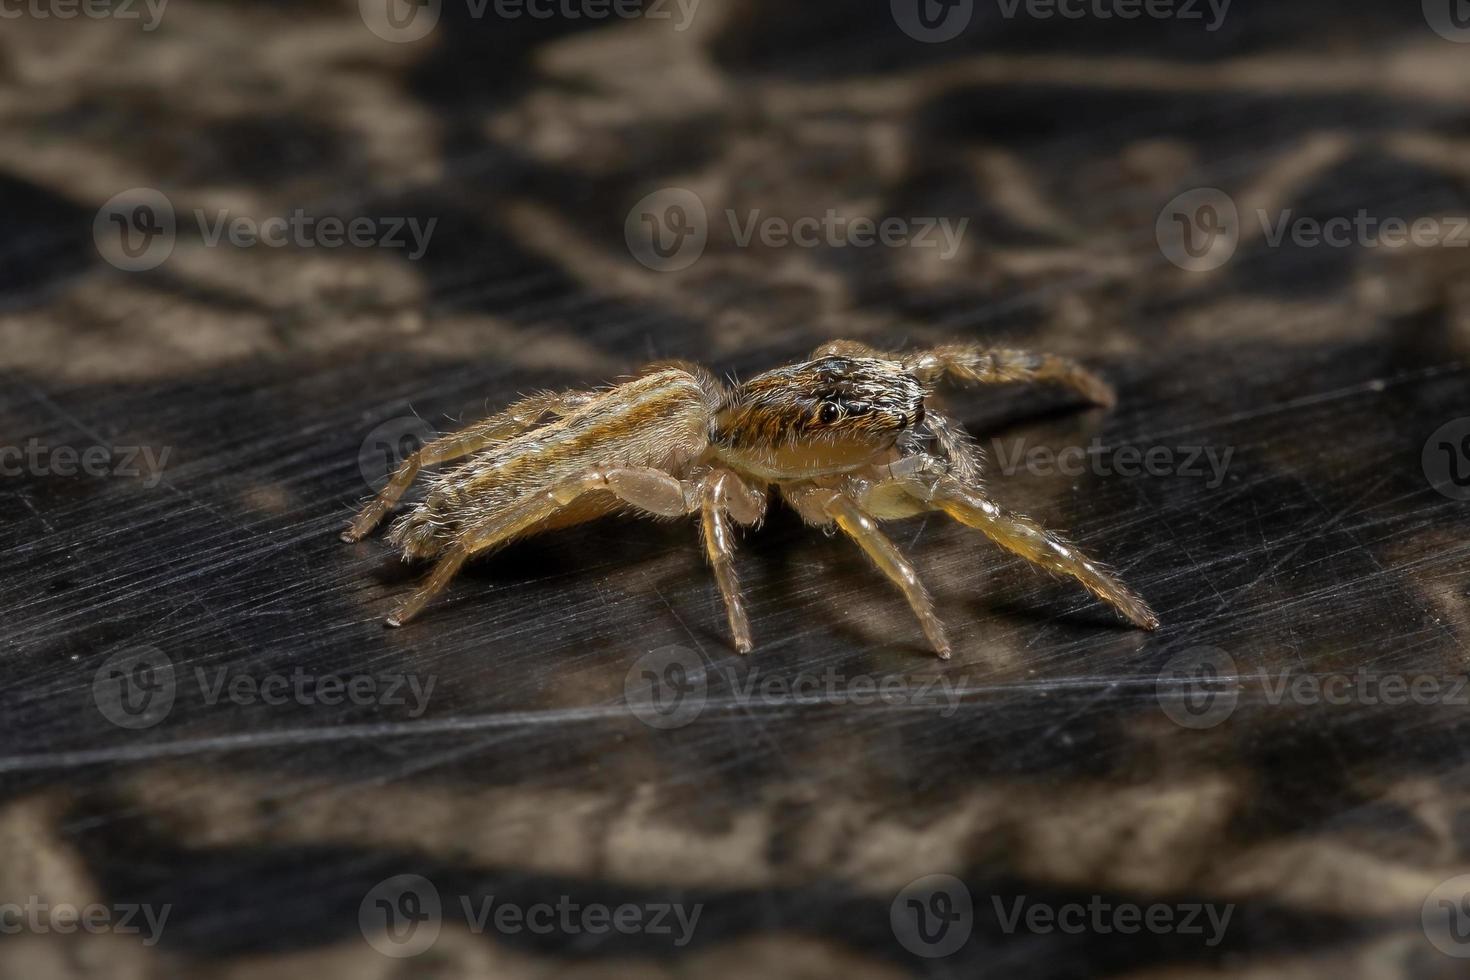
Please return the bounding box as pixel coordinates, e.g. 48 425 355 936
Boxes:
343 340 1158 657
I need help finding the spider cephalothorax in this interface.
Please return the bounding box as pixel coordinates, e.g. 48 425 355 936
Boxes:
716 356 925 443
343 339 1158 657
711 356 928 480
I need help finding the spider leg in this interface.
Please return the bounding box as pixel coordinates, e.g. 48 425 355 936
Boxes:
810 339 886 359
902 344 1116 409
386 465 696 627
786 485 950 658
919 406 985 485
811 339 1114 408
343 390 593 543
912 473 1157 630
698 470 766 654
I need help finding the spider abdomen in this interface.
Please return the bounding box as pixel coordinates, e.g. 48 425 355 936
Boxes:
387 369 711 559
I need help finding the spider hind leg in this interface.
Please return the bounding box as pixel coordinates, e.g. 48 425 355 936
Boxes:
386 465 697 627
343 390 593 543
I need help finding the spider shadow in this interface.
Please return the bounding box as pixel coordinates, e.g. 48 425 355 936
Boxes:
727 504 946 663
966 593 1141 634
363 511 695 592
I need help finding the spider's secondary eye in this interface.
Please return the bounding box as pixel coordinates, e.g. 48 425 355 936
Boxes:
818 401 840 424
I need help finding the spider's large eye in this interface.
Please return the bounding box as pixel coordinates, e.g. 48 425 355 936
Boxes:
817 401 840 425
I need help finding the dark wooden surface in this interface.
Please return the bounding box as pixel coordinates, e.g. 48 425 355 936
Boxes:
3 2 1470 977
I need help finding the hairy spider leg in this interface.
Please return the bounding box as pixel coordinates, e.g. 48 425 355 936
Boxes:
867 470 1158 630
825 492 950 657
811 339 1115 408
343 390 594 543
699 470 765 654
386 465 700 627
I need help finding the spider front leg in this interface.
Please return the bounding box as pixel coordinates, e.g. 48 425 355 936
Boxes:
811 340 1115 408
698 469 766 654
784 484 950 658
385 465 696 627
856 462 1159 631
904 344 1116 409
343 390 593 543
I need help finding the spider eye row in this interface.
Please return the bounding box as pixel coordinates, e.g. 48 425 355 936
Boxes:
815 397 876 425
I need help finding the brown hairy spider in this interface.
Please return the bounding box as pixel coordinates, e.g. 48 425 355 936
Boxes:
342 340 1158 657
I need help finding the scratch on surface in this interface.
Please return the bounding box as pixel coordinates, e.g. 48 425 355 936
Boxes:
15 492 56 533
647 575 799 776
907 514 931 550
1126 364 1463 444
0 675 1219 774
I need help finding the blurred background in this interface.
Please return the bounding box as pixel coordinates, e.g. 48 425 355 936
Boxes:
3 1 1470 977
